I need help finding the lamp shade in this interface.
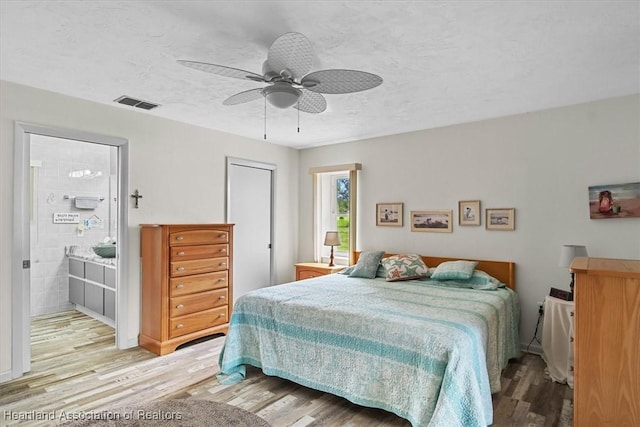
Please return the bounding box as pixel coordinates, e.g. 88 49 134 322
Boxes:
558 244 588 268
324 231 341 246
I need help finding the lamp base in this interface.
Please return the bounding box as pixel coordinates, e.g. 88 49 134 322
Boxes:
569 272 575 301
328 246 335 267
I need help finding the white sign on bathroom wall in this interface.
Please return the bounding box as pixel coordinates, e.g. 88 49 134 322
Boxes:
53 213 80 224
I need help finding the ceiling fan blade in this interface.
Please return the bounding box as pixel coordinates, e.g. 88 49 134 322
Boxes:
301 69 383 94
223 88 265 106
267 32 313 80
177 60 265 82
294 90 327 114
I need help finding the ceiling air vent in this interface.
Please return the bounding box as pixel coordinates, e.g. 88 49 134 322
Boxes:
114 96 159 110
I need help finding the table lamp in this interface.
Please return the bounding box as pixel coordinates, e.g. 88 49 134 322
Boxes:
324 231 341 267
558 244 588 296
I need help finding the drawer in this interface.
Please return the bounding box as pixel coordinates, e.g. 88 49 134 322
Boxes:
170 288 228 318
69 258 85 278
170 271 228 297
171 244 228 261
169 306 228 339
104 288 116 320
169 229 229 246
104 267 116 289
85 263 104 284
297 268 328 280
170 257 229 277
85 283 104 315
69 277 85 305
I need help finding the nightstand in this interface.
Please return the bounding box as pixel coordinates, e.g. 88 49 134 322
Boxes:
295 263 345 280
541 295 574 388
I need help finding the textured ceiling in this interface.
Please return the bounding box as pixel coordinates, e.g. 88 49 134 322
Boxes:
1 1 638 149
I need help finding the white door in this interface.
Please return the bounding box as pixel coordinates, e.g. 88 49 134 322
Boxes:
227 158 274 301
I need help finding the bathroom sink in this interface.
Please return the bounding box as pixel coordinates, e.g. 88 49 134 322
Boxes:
92 243 116 258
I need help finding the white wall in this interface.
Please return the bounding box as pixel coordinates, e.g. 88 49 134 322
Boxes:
0 80 300 379
298 94 640 351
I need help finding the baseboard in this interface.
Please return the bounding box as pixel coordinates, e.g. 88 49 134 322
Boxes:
74 305 115 328
0 369 14 384
125 337 139 349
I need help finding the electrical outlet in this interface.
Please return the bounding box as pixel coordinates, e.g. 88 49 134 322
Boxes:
537 301 544 315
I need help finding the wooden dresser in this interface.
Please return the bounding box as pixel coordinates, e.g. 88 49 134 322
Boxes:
140 224 234 355
571 257 640 426
295 262 344 280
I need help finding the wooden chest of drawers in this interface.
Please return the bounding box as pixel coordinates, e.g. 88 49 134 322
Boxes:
139 224 234 355
571 257 640 426
295 262 345 280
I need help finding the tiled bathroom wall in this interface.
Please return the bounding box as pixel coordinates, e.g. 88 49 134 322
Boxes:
30 135 116 316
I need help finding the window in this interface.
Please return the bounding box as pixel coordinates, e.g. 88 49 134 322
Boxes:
310 163 361 265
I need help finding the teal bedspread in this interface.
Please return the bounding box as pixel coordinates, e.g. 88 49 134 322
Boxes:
218 274 520 427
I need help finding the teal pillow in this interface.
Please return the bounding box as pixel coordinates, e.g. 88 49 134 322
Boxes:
349 251 385 279
465 270 502 286
430 260 478 280
339 265 355 275
380 254 430 281
461 270 503 290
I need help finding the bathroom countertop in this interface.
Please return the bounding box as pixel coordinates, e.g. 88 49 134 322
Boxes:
66 245 116 266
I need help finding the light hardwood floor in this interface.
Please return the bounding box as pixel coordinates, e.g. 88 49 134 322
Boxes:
0 311 573 426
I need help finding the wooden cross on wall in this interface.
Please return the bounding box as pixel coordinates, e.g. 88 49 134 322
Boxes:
130 189 143 208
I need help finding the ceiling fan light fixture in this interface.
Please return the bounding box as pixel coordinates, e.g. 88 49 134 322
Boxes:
262 83 302 108
263 84 301 109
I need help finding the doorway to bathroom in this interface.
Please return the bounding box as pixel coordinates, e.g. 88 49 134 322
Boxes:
12 122 129 379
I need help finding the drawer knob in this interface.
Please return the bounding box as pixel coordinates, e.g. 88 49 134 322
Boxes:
176 284 184 289
218 278 226 282
177 267 185 272
219 314 225 318
176 324 184 329
219 296 226 300
176 304 184 309
219 234 226 238
219 262 226 267
220 248 226 253
176 236 184 241
177 251 185 256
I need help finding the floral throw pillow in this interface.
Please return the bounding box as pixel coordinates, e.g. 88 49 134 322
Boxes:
349 251 385 279
380 254 430 281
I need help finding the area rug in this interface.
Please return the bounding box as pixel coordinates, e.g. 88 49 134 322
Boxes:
63 399 271 426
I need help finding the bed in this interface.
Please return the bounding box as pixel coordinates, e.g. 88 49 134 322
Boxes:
218 252 520 427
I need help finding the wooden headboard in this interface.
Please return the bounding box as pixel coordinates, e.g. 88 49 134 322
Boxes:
353 251 516 290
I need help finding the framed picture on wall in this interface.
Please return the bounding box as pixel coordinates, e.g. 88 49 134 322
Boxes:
376 203 403 226
486 208 515 230
410 210 452 233
588 182 640 219
458 200 481 226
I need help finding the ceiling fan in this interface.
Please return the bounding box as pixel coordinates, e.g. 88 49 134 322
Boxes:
177 32 383 115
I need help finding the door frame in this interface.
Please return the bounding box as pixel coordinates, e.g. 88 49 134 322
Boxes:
225 157 276 287
12 121 129 379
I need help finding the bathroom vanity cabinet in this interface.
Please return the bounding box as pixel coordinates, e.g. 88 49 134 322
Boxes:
68 257 116 325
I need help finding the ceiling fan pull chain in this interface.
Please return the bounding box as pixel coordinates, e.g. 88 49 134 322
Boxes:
264 96 267 140
297 99 300 133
